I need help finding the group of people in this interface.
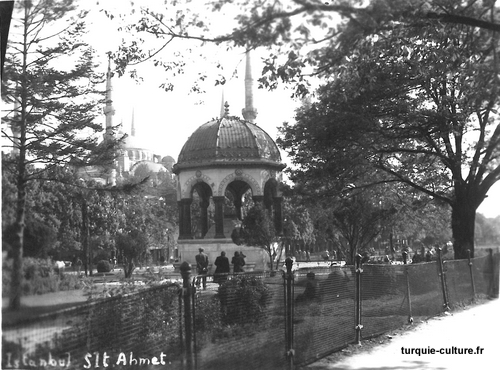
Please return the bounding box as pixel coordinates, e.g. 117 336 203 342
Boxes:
293 249 312 262
411 249 434 263
195 248 247 289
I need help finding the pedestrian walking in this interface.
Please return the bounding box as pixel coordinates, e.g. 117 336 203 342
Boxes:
195 248 209 289
214 251 230 284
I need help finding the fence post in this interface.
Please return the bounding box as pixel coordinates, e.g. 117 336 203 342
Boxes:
437 248 450 311
284 257 295 370
402 251 413 324
180 262 194 370
467 249 476 302
355 254 363 345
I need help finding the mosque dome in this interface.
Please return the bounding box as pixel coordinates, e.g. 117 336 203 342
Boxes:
121 134 150 151
173 116 284 173
130 161 167 174
162 155 175 163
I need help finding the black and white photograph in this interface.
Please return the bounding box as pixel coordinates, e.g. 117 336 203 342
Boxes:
1 1 499 369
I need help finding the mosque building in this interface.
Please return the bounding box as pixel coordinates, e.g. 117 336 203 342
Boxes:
76 51 285 272
76 60 176 186
173 51 286 272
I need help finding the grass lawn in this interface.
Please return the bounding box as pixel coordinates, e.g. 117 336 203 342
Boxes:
2 289 88 325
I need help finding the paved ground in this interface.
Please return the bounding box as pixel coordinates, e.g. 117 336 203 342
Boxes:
303 299 499 370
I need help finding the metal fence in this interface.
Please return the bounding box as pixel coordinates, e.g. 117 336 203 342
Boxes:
2 250 498 370
2 284 183 369
191 271 286 370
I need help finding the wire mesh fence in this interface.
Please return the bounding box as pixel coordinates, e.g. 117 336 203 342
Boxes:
471 254 498 298
444 259 475 308
360 263 409 338
2 284 182 369
406 261 445 317
192 271 287 370
2 251 498 370
292 267 355 366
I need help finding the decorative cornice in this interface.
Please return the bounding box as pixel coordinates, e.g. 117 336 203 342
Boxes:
173 160 285 174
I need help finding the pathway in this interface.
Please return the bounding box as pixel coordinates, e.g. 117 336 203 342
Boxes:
302 299 499 370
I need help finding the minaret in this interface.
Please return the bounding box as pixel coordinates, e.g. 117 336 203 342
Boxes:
220 90 226 118
103 57 117 186
103 57 115 139
131 108 136 137
241 50 258 123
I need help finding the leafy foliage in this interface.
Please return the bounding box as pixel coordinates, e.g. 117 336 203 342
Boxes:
216 275 272 325
277 3 499 258
106 1 499 261
281 195 315 256
103 1 499 91
232 204 280 270
115 229 149 278
475 214 500 246
1 0 123 310
2 257 84 297
96 260 111 273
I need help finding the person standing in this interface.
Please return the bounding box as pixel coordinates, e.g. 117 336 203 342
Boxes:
232 251 245 273
195 248 209 289
322 250 330 261
425 250 432 262
214 251 230 284
75 257 83 275
296 272 318 303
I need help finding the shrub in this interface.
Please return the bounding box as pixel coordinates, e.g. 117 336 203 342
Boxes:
195 296 223 332
23 257 55 279
96 260 111 273
93 249 111 265
2 257 84 297
216 275 272 325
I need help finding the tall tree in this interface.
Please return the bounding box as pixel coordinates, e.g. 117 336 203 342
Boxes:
115 229 149 278
101 1 499 260
232 204 281 271
1 0 120 310
279 4 499 259
303 184 399 264
281 196 315 255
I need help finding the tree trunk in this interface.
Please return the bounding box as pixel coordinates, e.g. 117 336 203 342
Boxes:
267 247 275 271
9 9 29 310
451 200 476 259
81 198 89 276
347 242 357 266
124 260 135 278
9 177 26 310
